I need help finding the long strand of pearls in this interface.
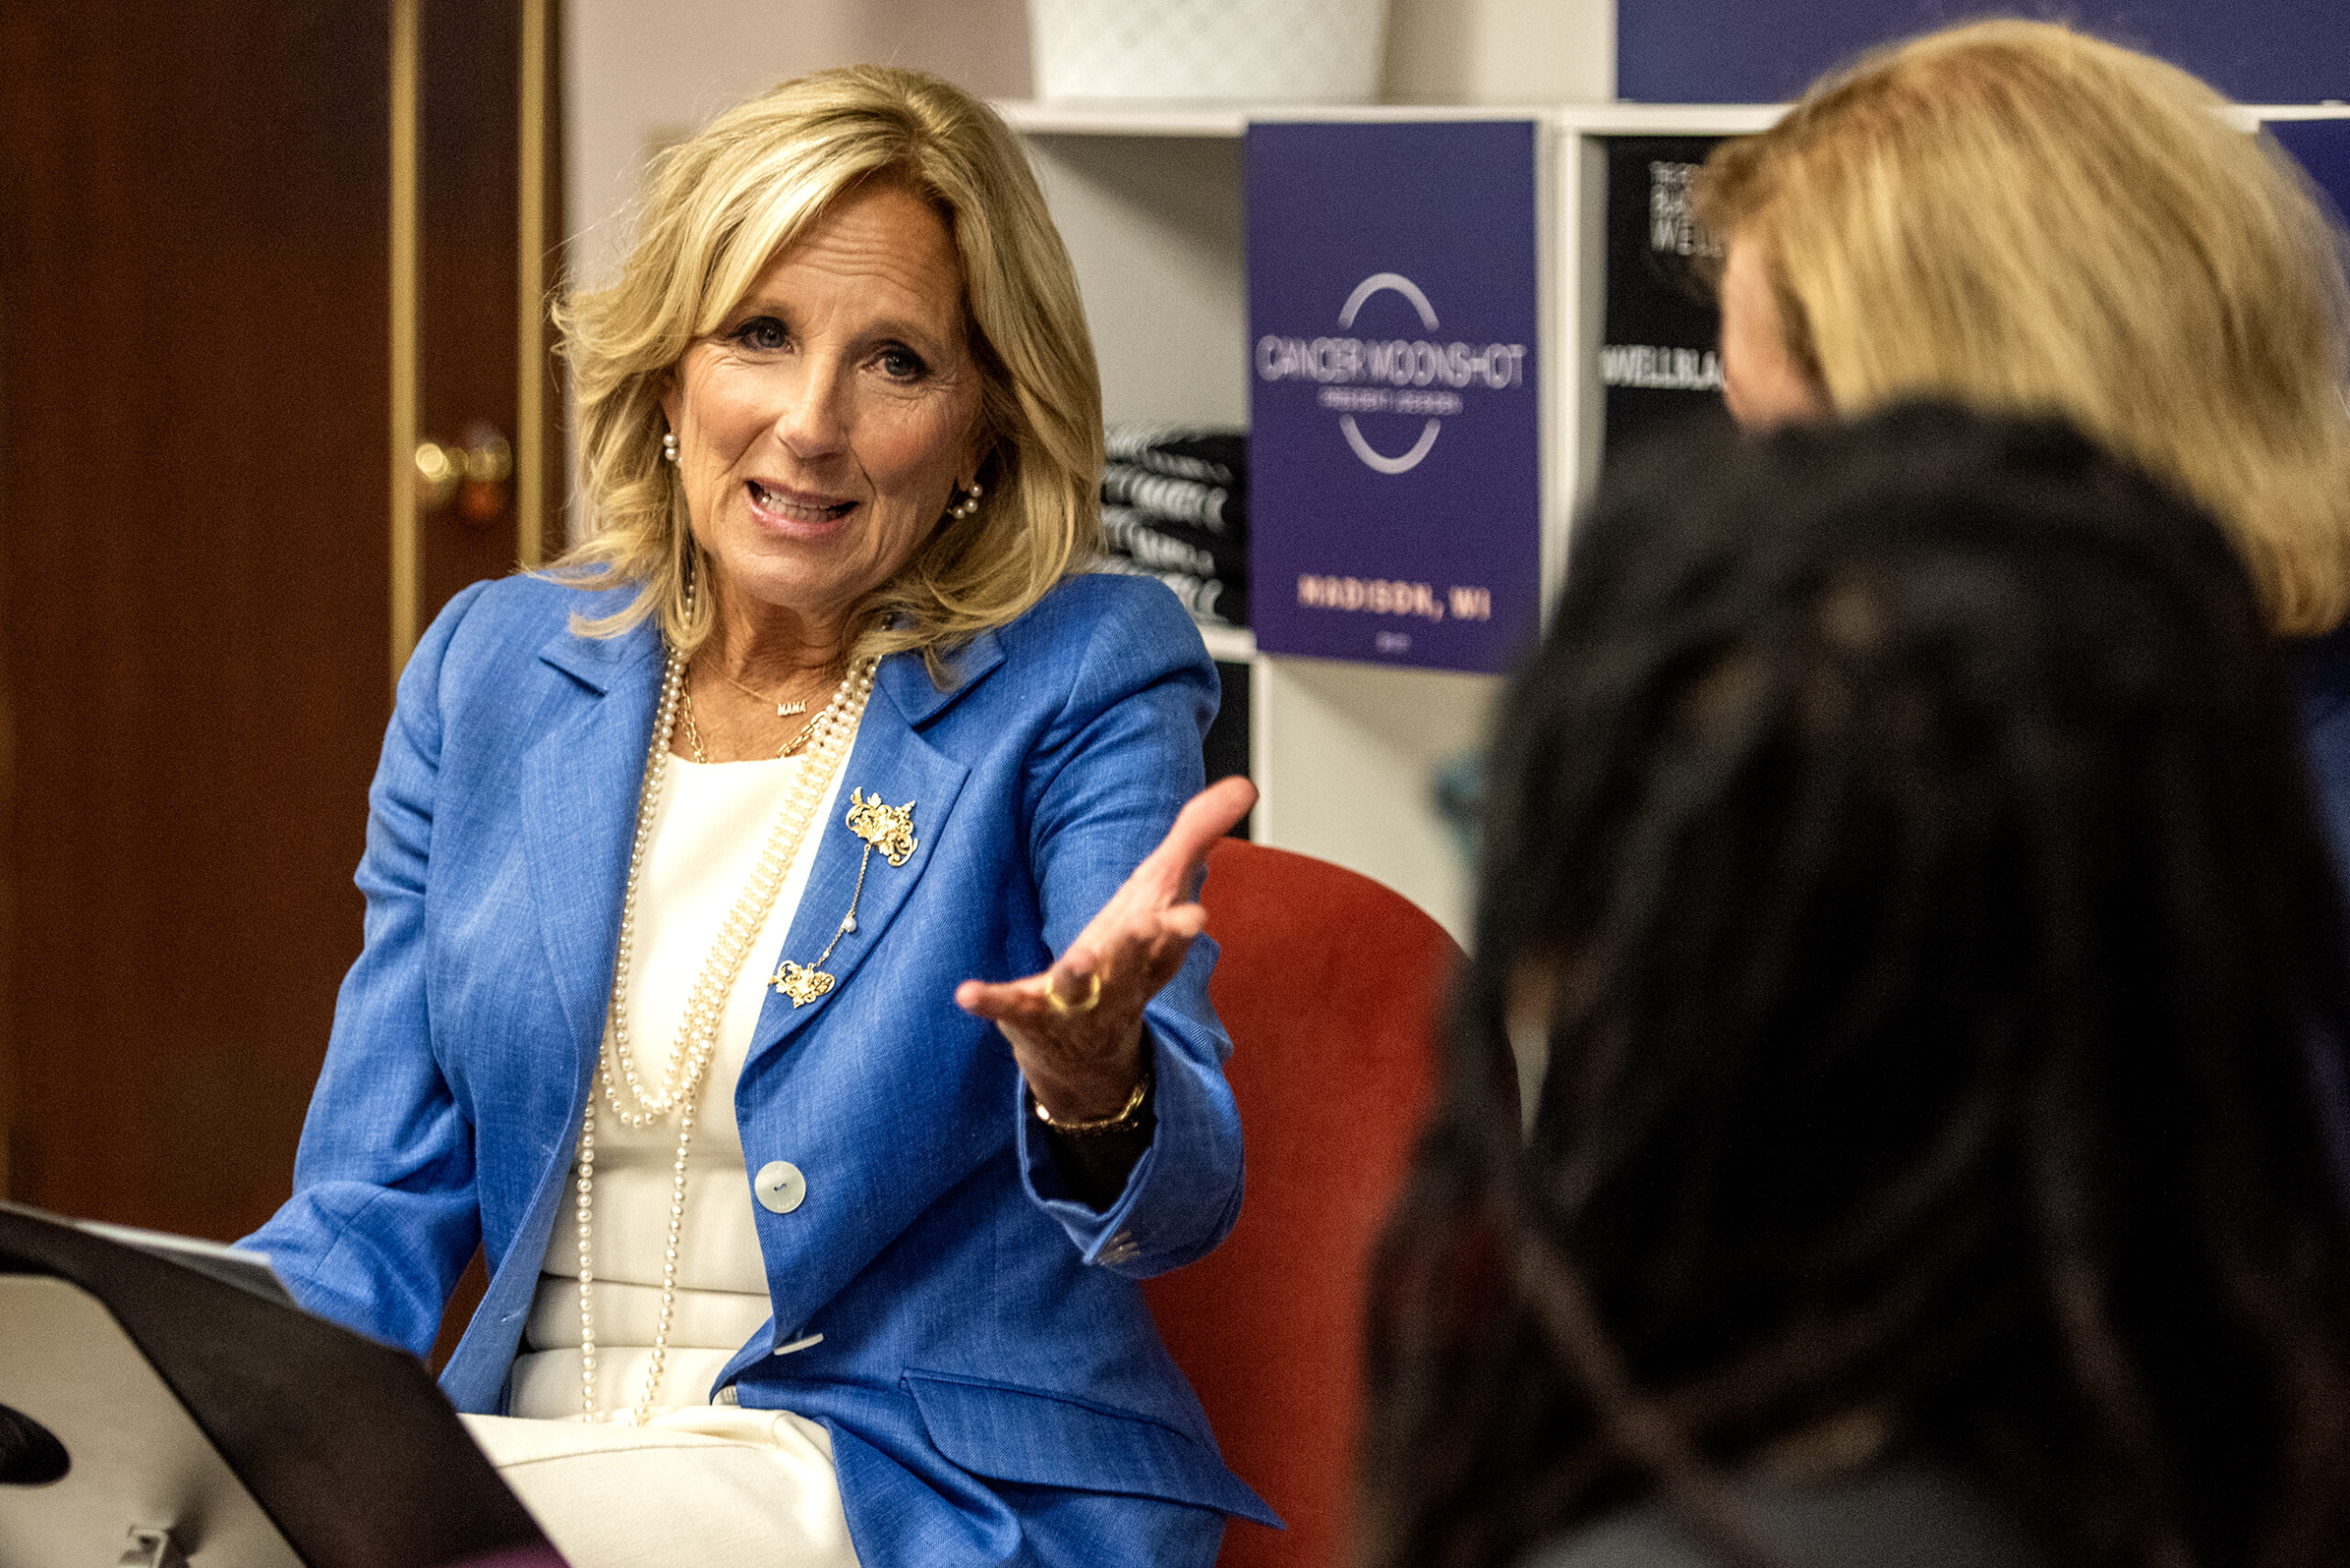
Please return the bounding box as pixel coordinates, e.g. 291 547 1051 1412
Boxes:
600 657 872 1126
576 647 874 1424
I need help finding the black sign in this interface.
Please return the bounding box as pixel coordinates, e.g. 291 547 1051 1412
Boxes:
1600 135 1736 467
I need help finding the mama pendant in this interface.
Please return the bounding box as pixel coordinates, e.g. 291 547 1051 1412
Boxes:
771 788 920 1006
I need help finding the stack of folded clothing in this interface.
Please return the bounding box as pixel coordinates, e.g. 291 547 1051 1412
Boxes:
1094 425 1248 628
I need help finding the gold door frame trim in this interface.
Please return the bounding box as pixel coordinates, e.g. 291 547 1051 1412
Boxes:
516 0 549 568
389 0 421 683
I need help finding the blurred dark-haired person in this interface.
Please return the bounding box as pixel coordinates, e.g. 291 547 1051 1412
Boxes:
1694 19 2350 884
1360 403 2350 1568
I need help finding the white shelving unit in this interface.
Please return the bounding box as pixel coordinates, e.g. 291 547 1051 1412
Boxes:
1003 99 1799 941
997 99 1844 942
1194 623 1256 664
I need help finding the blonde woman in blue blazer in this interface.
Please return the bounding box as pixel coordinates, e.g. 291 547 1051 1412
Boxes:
245 66 1271 1568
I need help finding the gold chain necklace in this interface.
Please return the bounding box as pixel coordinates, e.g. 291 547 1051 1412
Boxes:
705 656 811 718
678 670 829 765
575 645 873 1424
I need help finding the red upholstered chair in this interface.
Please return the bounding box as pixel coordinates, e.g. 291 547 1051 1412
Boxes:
1145 839 1472 1568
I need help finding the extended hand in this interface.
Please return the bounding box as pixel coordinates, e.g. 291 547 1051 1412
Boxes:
955 776 1258 1122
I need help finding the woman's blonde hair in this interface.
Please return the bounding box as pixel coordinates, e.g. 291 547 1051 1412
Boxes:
1695 20 2350 635
554 65 1102 671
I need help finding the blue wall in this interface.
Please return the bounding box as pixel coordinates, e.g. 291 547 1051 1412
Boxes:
1617 0 2348 105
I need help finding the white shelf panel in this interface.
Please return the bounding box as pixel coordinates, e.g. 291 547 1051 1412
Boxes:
2228 103 2350 128
1553 102 1787 134
998 100 1682 137
995 100 1248 138
1022 133 1248 427
1196 623 1256 664
1245 103 1575 123
1250 655 1495 946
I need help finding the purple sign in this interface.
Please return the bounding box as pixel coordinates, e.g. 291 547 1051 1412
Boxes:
2268 118 2350 225
1247 120 1542 673
1621 0 2346 106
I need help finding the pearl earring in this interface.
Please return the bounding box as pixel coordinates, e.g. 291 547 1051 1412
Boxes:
662 431 680 464
946 480 984 521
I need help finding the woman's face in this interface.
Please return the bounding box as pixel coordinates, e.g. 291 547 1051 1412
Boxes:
661 180 986 646
1719 232 1828 430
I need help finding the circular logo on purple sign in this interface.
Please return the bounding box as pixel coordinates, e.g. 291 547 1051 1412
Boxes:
1256 271 1530 476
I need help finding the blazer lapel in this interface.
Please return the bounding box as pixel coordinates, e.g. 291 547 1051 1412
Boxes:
746 650 983 1062
518 622 666 1068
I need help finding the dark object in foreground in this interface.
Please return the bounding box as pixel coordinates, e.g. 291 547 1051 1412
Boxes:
0 1202 554 1568
1360 403 2350 1568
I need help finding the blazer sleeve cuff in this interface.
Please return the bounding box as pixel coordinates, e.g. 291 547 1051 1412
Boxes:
1017 1023 1244 1277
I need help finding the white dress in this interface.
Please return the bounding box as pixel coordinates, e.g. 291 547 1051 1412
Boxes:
460 746 864 1568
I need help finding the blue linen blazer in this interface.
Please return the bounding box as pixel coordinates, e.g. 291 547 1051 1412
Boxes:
244 569 1278 1566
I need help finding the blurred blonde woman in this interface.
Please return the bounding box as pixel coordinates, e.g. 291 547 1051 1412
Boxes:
248 65 1272 1568
1696 22 2350 600
1692 21 2350 873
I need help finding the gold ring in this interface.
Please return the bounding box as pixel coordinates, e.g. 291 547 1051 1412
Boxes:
1044 969 1102 1015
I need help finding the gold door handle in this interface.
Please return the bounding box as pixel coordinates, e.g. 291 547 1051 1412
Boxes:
414 422 514 523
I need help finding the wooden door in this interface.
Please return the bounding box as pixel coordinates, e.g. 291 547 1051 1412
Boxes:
0 0 563 1245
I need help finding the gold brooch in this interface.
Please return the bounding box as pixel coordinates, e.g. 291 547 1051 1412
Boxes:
845 789 918 867
771 790 919 1007
771 961 835 1006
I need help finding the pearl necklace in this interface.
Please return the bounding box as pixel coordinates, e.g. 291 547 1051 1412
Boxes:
575 645 874 1424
